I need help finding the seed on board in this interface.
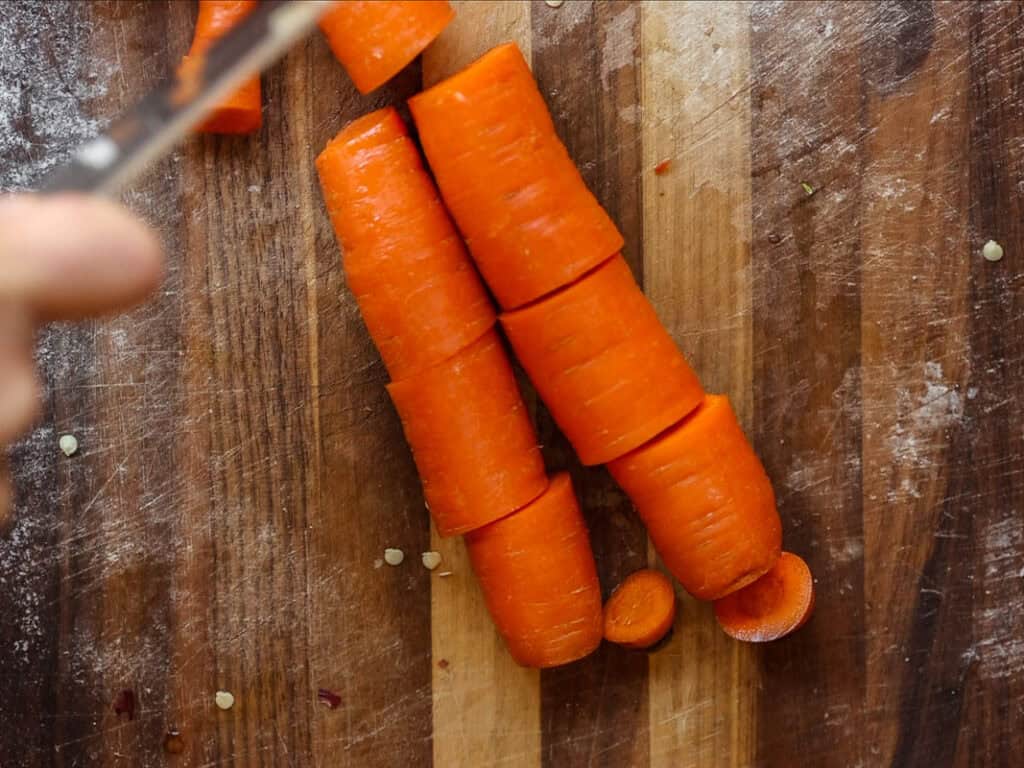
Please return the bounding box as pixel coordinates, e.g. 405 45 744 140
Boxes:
59 434 78 457
421 551 443 571
983 239 1004 262
384 548 405 566
544 0 564 7
214 691 235 710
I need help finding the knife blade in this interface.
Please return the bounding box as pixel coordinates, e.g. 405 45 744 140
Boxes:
40 0 335 197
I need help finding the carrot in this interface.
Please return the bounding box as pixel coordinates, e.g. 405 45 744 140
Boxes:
603 569 677 650
386 330 547 536
607 395 782 601
713 552 815 642
183 1 261 134
500 255 704 465
465 472 603 667
320 1 454 94
408 42 625 309
316 107 496 381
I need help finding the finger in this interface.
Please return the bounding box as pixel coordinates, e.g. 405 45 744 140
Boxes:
0 358 41 445
0 194 165 322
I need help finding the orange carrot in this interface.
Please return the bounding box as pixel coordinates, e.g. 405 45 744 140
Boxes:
607 395 782 601
320 1 454 94
386 330 547 536
409 42 624 309
603 569 677 650
465 472 603 667
500 255 704 465
714 552 815 642
316 107 496 381
184 1 261 134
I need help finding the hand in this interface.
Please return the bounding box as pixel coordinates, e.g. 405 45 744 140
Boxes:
0 195 164 526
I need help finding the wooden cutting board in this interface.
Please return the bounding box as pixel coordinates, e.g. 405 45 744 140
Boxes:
2 1 1022 766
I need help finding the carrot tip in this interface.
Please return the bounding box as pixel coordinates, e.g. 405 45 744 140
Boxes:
603 569 677 650
713 552 815 643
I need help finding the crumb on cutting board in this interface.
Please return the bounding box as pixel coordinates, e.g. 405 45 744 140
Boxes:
983 240 1004 262
58 434 78 457
384 548 404 566
421 551 442 570
214 690 235 710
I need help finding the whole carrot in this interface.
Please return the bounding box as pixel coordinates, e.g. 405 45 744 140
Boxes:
465 472 603 668
320 1 454 94
409 42 624 309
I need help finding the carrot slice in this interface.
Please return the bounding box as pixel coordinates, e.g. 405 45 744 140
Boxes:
608 395 782 600
465 473 603 667
409 42 624 309
184 1 261 134
386 330 547 536
501 255 704 465
603 569 677 650
316 107 495 380
714 552 815 642
320 1 454 94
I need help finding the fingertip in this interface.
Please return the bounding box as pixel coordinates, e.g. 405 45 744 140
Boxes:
0 361 41 444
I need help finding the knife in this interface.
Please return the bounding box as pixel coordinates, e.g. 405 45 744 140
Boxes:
41 0 336 197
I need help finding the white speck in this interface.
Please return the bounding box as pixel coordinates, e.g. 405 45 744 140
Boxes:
58 434 78 457
76 136 118 169
421 551 442 571
247 184 261 194
383 548 404 566
373 558 384 569
437 571 453 578
215 690 235 710
452 91 467 104
545 0 564 6
983 240 1003 262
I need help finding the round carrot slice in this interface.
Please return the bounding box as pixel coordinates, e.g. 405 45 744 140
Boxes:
713 552 815 642
603 569 677 650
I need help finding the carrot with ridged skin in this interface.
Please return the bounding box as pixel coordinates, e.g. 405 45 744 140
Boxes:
714 552 815 642
316 107 495 381
183 1 261 134
409 42 624 309
320 1 454 94
465 473 603 668
608 395 782 601
386 330 547 537
603 569 677 650
501 255 704 465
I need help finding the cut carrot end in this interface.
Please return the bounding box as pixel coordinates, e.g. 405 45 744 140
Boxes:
713 552 815 642
603 569 677 650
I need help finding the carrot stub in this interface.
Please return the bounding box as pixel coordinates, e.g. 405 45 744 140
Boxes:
465 473 603 668
714 552 815 642
603 569 677 650
316 107 495 381
183 1 261 134
409 42 625 309
386 330 547 536
501 254 704 465
320 1 454 94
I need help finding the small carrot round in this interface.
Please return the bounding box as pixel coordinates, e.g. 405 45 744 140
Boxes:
409 42 625 309
501 254 704 465
316 107 495 381
320 1 454 94
608 395 782 600
603 569 677 650
465 473 603 668
386 330 547 537
713 552 815 642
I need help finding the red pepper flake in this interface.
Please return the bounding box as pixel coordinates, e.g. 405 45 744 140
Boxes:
654 159 672 176
163 729 185 755
317 688 342 709
437 659 450 670
112 689 135 721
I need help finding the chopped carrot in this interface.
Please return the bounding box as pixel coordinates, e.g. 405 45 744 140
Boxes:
316 107 495 381
320 1 454 94
714 552 815 642
608 395 782 600
654 159 672 175
184 1 261 134
465 473 603 668
500 254 704 465
603 569 677 650
386 330 548 537
409 42 624 309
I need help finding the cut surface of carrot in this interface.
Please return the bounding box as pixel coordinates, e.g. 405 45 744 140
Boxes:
409 42 624 309
386 329 547 536
316 107 495 380
501 254 704 465
465 473 603 668
320 1 454 94
608 394 782 600
714 552 815 642
603 569 677 650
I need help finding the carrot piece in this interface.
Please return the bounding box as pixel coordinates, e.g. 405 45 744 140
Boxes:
714 552 815 642
500 255 704 465
184 1 261 134
603 569 677 650
409 42 625 309
320 1 454 94
465 473 603 668
386 330 547 536
608 395 782 601
316 107 496 381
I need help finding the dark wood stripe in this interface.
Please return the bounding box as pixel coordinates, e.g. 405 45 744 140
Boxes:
530 3 649 767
